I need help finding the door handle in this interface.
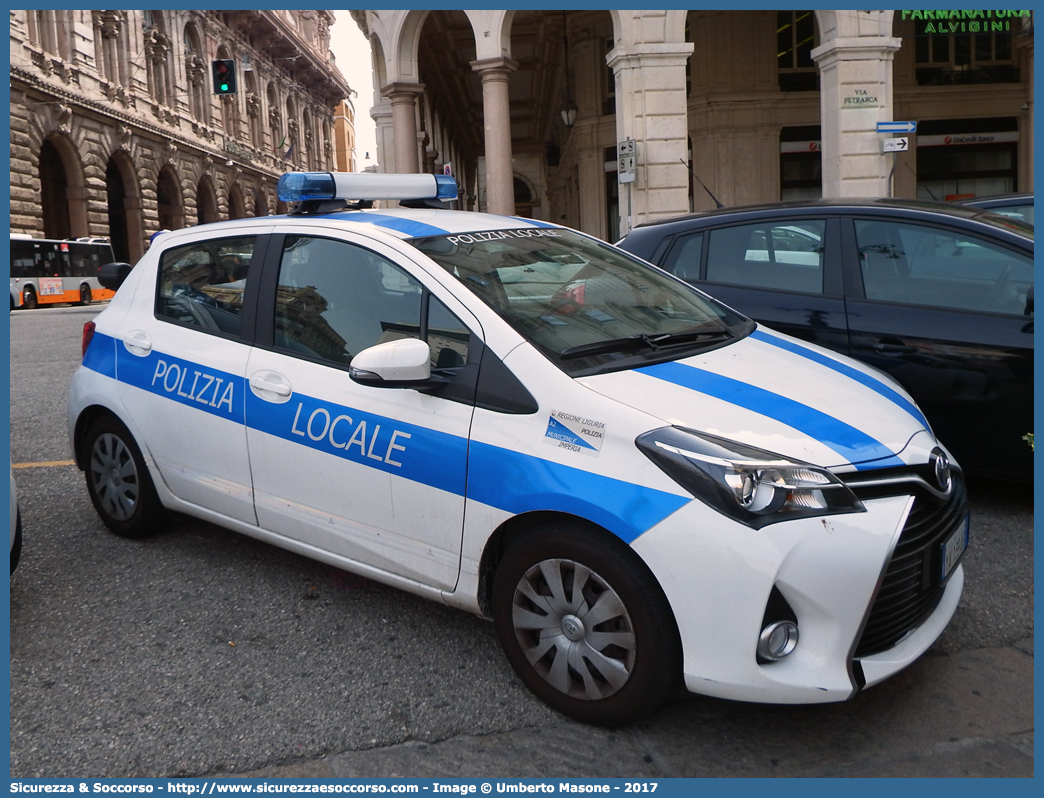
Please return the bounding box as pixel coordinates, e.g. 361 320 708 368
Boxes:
249 372 292 399
872 342 916 355
122 330 153 355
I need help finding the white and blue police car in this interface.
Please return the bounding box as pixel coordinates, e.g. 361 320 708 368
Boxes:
68 172 969 725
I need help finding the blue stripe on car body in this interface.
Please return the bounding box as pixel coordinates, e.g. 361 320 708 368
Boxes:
509 217 558 228
112 340 247 424
326 212 449 238
244 389 469 498
83 333 686 541
636 360 905 469
751 328 929 429
82 332 117 379
467 442 689 544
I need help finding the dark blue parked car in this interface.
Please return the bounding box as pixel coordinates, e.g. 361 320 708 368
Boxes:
958 192 1033 226
617 198 1033 480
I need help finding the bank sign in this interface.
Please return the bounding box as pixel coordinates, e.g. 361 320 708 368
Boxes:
902 10 1031 34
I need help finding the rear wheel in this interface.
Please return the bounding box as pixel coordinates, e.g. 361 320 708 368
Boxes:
22 286 37 310
492 521 681 726
79 284 92 305
83 415 166 538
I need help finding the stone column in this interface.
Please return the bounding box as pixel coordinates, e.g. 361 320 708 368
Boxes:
812 34 902 197
381 83 423 174
1015 17 1033 191
66 185 90 239
370 101 393 174
608 43 693 232
470 57 517 216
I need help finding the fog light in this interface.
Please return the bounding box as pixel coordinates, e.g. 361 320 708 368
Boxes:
758 620 799 661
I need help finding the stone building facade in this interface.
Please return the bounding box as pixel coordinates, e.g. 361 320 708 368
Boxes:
333 99 358 173
10 10 350 263
352 9 1033 242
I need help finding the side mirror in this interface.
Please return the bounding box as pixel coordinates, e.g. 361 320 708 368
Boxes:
349 338 448 390
98 262 133 291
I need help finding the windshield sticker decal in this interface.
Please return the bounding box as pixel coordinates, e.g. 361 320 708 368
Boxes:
544 410 605 457
445 228 562 245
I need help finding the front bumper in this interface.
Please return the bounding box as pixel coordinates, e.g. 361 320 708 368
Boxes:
631 479 965 704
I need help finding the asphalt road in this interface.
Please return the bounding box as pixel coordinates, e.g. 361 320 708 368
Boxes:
8 305 1034 779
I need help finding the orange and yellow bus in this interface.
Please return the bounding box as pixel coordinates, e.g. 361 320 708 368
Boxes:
10 235 119 310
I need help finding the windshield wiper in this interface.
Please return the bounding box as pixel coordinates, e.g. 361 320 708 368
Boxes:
560 328 733 359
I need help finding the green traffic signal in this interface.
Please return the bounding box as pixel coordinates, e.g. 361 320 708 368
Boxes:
211 59 237 94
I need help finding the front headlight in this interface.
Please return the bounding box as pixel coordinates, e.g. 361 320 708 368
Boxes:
636 427 864 529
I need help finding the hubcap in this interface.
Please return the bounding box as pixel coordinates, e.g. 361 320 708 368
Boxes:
89 433 140 522
511 558 636 701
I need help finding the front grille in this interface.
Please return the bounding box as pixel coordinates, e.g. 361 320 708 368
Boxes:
849 474 968 658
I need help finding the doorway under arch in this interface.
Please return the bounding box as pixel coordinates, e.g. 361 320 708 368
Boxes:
197 176 219 225
157 165 184 231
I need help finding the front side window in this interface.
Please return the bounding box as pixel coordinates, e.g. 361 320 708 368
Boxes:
411 228 751 375
273 236 468 369
706 220 826 293
156 236 255 336
854 219 1032 315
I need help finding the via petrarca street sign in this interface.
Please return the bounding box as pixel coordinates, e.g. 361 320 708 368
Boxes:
877 121 917 134
883 137 909 153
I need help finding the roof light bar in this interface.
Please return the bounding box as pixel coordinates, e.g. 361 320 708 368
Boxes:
277 172 458 203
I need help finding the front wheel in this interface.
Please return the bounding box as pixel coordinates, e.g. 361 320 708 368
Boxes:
492 521 681 726
82 415 166 538
22 286 37 310
79 284 92 305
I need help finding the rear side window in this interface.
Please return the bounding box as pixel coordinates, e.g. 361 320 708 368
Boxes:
855 219 1033 315
660 232 704 280
156 236 256 337
706 220 825 294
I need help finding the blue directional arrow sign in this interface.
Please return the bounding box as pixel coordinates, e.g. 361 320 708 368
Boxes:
877 121 917 134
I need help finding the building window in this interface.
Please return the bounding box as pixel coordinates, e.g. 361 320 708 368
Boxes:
910 11 1022 85
184 24 209 124
604 146 619 243
604 38 616 116
246 72 263 149
32 11 72 60
93 12 127 84
915 117 1019 200
777 11 819 92
267 84 281 153
144 13 174 106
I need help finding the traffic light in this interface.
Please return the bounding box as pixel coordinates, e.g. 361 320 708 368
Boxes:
211 59 237 95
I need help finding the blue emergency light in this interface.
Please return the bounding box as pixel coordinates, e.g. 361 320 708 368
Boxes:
277 172 458 203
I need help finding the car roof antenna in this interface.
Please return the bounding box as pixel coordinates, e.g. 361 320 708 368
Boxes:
679 159 724 209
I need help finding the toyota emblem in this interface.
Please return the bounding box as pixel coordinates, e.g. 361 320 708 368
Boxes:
931 449 952 492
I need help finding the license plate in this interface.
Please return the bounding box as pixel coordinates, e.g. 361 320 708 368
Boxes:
940 514 970 582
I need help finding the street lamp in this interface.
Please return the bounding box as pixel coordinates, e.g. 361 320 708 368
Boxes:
560 99 578 128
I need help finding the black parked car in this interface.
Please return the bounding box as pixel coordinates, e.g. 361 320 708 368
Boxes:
958 192 1033 226
617 198 1033 479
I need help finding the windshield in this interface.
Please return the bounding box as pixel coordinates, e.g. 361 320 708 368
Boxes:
411 227 752 375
